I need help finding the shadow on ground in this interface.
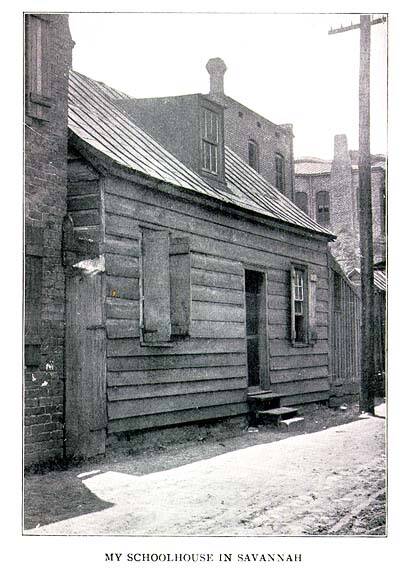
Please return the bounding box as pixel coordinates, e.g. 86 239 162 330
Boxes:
24 469 114 530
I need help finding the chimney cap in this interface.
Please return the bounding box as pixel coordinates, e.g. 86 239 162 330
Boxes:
206 57 227 75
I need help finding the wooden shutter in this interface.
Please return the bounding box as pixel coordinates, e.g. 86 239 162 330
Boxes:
143 230 171 343
170 237 191 336
290 266 296 342
308 271 318 345
26 15 52 120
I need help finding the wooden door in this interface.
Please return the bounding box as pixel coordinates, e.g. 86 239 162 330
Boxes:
245 270 269 391
65 271 106 458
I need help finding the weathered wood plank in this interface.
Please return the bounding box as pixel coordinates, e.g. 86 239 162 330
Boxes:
192 269 244 290
268 308 290 325
106 298 140 320
107 337 246 357
191 321 245 339
269 340 329 357
108 388 246 419
108 402 248 433
68 159 99 182
106 213 141 239
107 365 246 387
268 324 328 341
103 237 140 257
270 365 329 384
106 254 140 278
273 378 330 396
106 319 140 339
107 352 246 372
68 195 99 212
73 226 100 243
191 285 244 306
108 377 247 401
270 353 328 371
106 275 139 300
191 253 244 276
68 180 99 197
280 390 329 406
192 302 245 323
70 209 100 227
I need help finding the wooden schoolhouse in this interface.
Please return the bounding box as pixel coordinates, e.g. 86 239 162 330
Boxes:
61 70 364 458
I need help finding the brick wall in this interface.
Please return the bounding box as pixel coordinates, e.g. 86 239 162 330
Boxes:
24 14 73 466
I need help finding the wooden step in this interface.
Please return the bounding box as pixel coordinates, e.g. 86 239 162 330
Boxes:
257 406 299 423
247 392 281 403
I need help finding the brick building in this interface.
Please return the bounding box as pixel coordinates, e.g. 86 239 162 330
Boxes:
294 134 386 274
117 58 295 201
24 14 73 466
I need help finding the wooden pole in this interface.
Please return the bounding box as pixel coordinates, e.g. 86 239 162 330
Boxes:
358 15 376 414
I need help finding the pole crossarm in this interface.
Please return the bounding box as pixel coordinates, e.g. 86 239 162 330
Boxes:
328 15 386 35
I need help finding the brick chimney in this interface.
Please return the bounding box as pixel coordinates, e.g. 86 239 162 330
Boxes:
329 134 360 273
206 58 227 96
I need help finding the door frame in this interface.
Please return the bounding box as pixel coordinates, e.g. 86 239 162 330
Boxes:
243 265 270 393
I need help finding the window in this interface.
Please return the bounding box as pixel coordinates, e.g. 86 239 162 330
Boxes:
248 140 259 171
295 192 309 215
333 271 342 312
201 108 219 175
25 14 52 120
290 266 308 344
275 153 285 193
316 191 330 225
142 231 190 344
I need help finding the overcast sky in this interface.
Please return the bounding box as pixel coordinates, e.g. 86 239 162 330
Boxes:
69 12 387 160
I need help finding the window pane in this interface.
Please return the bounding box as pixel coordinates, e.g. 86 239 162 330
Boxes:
248 141 258 171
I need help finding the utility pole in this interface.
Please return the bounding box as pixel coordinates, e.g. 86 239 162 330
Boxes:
329 14 386 414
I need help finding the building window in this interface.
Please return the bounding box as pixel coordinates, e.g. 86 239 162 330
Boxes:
295 192 308 215
333 271 342 312
316 191 330 225
248 140 259 171
275 153 285 193
25 14 52 120
290 266 308 344
201 108 219 175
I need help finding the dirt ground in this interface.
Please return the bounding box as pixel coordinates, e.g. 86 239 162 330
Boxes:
24 400 386 535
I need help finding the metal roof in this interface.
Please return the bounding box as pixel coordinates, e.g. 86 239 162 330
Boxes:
295 157 386 176
68 70 333 238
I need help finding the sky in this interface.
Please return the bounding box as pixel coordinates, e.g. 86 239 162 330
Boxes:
69 11 387 160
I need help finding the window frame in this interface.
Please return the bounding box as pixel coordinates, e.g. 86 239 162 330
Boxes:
25 14 52 121
290 264 310 346
316 190 330 225
200 106 220 176
295 191 309 215
275 153 285 193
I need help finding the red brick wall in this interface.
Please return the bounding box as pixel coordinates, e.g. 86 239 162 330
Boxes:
24 14 73 466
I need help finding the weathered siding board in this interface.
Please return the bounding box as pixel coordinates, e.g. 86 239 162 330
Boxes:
106 319 141 339
106 275 139 300
192 301 245 322
270 353 328 370
108 378 246 401
108 388 247 420
191 253 244 276
107 365 246 387
108 403 248 433
103 237 141 257
106 298 140 320
274 378 330 396
107 337 246 357
192 285 244 305
191 321 246 339
105 254 140 277
191 269 244 290
269 340 329 357
108 352 245 372
270 365 328 384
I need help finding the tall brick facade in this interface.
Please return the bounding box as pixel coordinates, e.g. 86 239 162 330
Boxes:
295 134 386 274
24 14 73 466
206 58 295 201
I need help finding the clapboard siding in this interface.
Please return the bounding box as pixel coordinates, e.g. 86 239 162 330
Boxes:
108 389 247 420
106 298 140 320
108 377 246 401
107 352 245 372
108 403 248 433
107 337 246 357
96 174 333 435
108 365 246 387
